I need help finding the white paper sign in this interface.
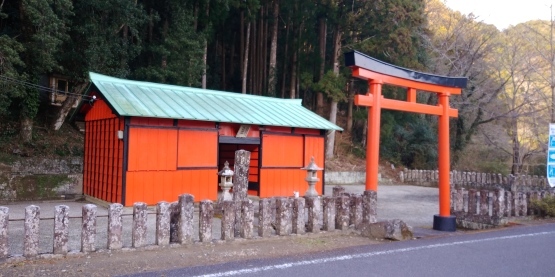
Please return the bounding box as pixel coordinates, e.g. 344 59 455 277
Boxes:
236 125 251 138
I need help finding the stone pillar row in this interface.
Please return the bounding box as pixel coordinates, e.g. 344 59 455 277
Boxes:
451 188 555 218
0 189 378 259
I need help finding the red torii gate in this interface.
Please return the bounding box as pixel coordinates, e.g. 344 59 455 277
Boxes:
345 51 467 231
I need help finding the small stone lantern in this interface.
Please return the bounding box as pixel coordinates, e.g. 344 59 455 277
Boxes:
301 157 323 197
218 161 234 201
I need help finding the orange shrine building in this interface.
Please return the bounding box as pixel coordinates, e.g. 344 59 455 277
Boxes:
77 72 342 206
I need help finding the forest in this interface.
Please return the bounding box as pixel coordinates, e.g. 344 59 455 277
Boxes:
0 0 552 175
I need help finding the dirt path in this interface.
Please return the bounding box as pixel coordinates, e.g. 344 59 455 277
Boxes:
0 231 380 277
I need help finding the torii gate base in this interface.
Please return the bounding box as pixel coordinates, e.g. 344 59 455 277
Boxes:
345 51 467 231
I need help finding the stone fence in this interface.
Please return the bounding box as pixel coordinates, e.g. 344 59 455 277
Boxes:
450 187 555 229
0 188 377 262
401 169 548 191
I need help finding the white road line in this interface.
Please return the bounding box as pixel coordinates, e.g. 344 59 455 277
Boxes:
197 231 555 277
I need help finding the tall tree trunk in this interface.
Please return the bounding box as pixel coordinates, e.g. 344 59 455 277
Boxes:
326 28 342 159
229 32 236 91
240 11 244 83
250 19 256 94
289 49 297 99
257 7 263 94
361 119 367 148
510 118 521 174
201 2 210 89
316 17 327 116
51 83 88 130
263 4 269 95
267 0 279 97
202 41 207 89
242 21 251 94
281 14 291 98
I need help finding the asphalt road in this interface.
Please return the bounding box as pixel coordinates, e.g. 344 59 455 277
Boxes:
126 223 555 277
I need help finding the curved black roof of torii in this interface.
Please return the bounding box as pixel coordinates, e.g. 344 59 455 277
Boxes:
344 51 467 89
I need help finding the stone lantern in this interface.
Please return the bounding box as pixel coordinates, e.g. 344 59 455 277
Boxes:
301 157 323 197
218 161 234 201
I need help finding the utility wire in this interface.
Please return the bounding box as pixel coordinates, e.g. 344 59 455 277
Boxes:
0 75 94 99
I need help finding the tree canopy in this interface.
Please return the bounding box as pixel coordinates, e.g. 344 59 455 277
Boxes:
0 0 552 174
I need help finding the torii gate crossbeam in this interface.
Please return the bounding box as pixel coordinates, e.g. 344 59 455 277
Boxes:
345 51 468 232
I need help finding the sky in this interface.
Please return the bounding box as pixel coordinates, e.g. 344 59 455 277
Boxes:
443 0 555 30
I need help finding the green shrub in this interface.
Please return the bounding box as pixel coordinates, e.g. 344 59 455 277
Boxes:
530 196 555 217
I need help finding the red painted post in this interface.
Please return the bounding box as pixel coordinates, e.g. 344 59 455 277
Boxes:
366 79 383 192
438 92 451 217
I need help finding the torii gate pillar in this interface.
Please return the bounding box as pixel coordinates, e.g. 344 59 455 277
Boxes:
345 51 468 232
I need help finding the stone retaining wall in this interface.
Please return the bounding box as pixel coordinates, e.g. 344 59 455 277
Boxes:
401 169 548 191
450 187 555 229
0 158 83 201
0 188 377 262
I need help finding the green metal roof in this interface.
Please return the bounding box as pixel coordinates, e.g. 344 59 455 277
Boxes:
88 72 343 131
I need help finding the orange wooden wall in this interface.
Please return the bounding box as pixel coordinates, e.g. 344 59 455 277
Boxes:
84 100 124 203
124 119 218 205
259 133 324 198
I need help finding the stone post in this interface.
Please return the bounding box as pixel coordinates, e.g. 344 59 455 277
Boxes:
178 194 194 244
479 190 489 216
513 191 523 216
468 189 477 215
292 197 306 235
350 195 363 230
463 190 469 213
322 196 336 231
335 195 350 230
506 191 513 217
241 200 254 239
332 186 345 197
53 205 69 255
305 196 321 233
156 202 171 246
276 198 292 236
362 190 377 224
233 150 251 236
81 204 97 253
169 202 179 243
493 189 505 217
454 188 464 212
519 192 527 216
199 200 214 242
24 205 40 258
108 203 123 250
233 150 251 202
132 202 148 248
258 198 272 237
221 201 235 241
0 207 8 259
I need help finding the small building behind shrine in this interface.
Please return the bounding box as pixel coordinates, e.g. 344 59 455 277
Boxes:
77 72 342 206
